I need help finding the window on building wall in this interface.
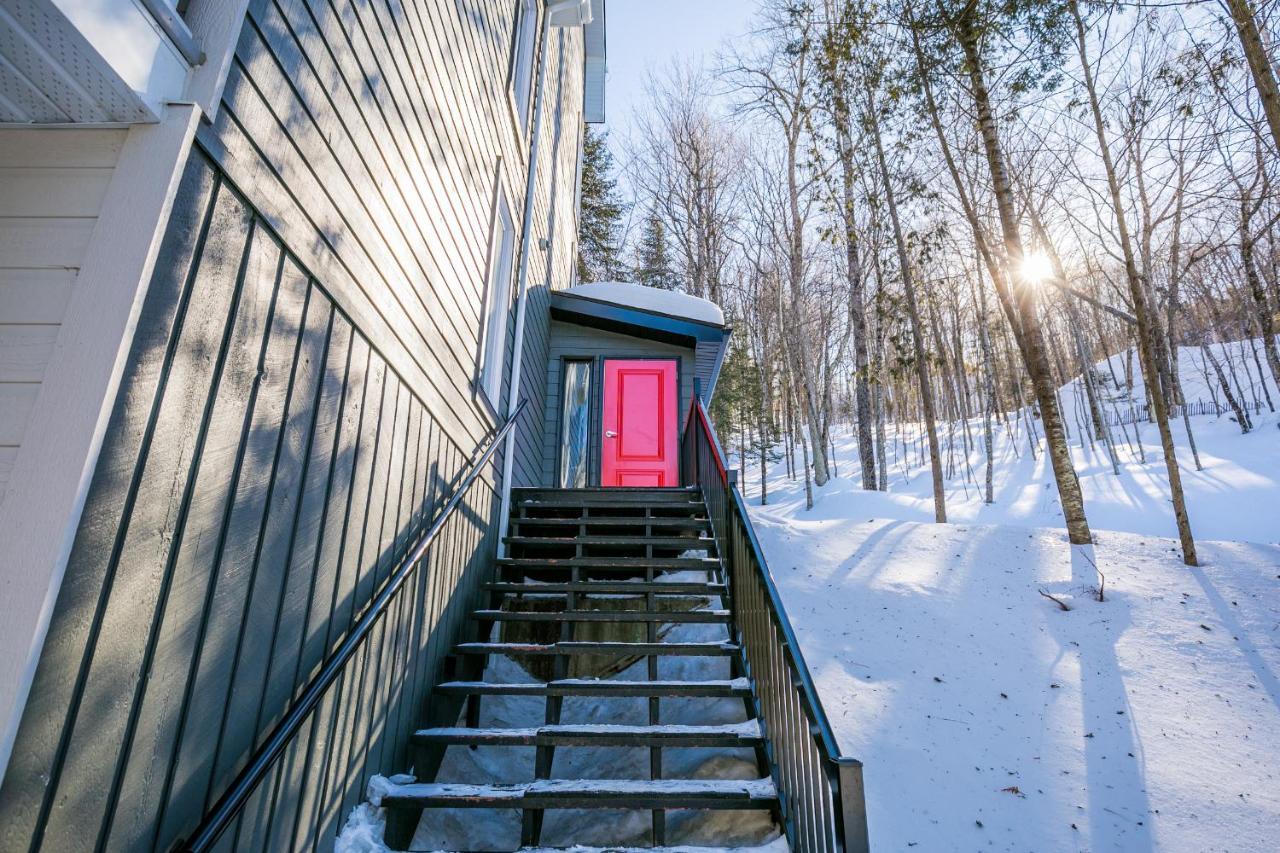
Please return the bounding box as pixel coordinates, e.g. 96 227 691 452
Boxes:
480 193 516 408
509 0 538 128
558 360 592 487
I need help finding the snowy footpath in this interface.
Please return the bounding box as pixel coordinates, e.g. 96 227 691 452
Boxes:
743 375 1280 850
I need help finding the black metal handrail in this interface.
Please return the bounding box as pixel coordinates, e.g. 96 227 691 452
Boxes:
682 398 870 853
176 399 528 852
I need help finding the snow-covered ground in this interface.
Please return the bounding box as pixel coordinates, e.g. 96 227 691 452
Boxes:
739 341 1280 851
748 519 1280 852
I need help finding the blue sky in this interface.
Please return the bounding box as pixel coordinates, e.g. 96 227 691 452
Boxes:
602 0 757 134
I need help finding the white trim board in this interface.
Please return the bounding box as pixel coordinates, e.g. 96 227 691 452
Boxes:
0 105 200 782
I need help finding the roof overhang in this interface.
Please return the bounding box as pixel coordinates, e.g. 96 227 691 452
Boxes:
551 289 732 400
0 0 199 125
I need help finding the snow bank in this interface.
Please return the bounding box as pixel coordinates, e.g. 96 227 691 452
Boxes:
566 281 726 325
335 774 414 853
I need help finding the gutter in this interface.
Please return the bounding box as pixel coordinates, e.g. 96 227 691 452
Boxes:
704 326 733 401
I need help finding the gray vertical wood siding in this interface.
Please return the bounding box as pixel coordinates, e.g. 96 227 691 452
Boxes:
207 0 582 489
0 0 585 847
0 148 502 853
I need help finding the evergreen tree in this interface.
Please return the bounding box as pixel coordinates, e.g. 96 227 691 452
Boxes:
634 209 679 290
577 126 626 282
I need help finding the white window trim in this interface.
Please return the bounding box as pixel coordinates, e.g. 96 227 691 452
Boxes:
480 191 516 409
508 0 539 133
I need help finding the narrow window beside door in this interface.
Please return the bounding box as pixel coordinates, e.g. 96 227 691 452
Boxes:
480 194 516 408
558 360 591 488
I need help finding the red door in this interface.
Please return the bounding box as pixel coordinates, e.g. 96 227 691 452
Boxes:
601 359 679 487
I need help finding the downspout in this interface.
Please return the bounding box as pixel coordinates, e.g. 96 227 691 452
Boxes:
497 0 586 556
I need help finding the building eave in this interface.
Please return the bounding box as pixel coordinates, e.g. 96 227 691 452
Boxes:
582 0 605 122
550 290 732 400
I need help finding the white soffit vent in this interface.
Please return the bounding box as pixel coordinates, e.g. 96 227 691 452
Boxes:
0 0 175 124
583 0 604 123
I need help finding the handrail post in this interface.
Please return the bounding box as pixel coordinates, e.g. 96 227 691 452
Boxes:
722 475 738 646
685 396 871 853
834 758 870 853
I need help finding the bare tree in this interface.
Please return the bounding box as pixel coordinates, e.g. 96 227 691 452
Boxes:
628 65 739 304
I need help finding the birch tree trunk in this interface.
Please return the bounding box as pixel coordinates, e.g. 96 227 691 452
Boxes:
1240 203 1280 393
826 37 878 490
866 81 947 522
955 11 1091 544
780 111 832 489
792 381 815 510
1072 312 1121 475
972 278 998 504
1069 0 1195 563
1223 0 1280 158
872 289 890 491
1203 339 1252 433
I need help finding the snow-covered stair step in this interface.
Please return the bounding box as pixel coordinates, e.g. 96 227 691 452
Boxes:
515 497 707 511
514 845 785 853
435 677 751 698
380 777 779 811
513 485 701 501
498 556 719 571
483 580 726 596
454 640 739 657
412 720 763 748
511 516 711 530
504 535 717 549
470 608 731 624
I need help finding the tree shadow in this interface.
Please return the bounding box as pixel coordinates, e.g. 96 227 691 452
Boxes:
1041 592 1155 853
1187 565 1280 715
769 521 1162 851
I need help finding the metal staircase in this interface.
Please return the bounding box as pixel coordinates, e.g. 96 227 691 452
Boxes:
380 486 780 850
176 399 866 853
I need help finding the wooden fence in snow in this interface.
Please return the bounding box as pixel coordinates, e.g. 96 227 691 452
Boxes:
1102 399 1269 427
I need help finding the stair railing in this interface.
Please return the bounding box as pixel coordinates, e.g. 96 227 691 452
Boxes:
682 398 870 853
175 399 528 852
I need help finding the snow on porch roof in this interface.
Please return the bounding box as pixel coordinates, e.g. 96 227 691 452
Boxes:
552 282 732 401
563 282 726 326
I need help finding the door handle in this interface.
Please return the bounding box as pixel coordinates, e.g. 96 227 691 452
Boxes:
605 430 617 438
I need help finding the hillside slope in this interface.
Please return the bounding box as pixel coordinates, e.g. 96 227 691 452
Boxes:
747 518 1280 852
741 340 1278 546
739 338 1280 851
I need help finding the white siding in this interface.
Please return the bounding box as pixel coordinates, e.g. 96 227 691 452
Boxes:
0 128 126 502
